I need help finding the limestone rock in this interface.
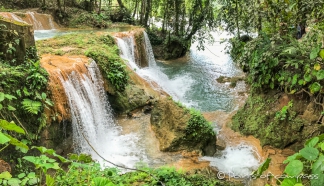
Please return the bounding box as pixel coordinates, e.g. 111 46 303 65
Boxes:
108 84 152 113
150 96 216 156
0 17 35 65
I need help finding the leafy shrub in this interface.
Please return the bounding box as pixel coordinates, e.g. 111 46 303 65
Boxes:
230 31 324 95
185 109 215 143
280 134 324 185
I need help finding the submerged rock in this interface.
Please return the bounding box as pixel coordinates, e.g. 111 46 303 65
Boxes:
150 96 216 156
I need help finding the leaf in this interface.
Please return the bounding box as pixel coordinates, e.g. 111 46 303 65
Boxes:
5 135 29 152
284 160 303 176
252 158 271 178
46 174 55 186
281 178 297 186
27 177 39 185
0 171 12 179
91 177 114 186
0 120 25 134
21 99 42 115
316 70 324 80
292 74 298 85
298 79 305 86
4 94 16 101
305 137 319 147
0 92 4 102
314 63 321 71
283 153 301 164
7 105 16 111
309 82 321 94
300 147 319 161
312 161 324 186
319 49 324 59
23 156 38 164
7 178 21 186
312 154 324 171
0 132 10 144
33 146 69 163
310 46 320 59
17 173 26 179
27 172 36 178
304 74 312 82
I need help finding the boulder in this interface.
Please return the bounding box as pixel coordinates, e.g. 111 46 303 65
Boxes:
0 16 35 65
150 96 216 156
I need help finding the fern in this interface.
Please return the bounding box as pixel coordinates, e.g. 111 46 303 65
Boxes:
21 99 42 115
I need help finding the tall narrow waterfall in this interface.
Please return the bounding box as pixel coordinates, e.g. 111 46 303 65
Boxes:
59 60 145 167
116 32 195 107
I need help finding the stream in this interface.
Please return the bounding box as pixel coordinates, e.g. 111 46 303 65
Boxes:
13 12 262 180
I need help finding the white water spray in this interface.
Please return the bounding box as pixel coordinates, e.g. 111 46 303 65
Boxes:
59 61 146 167
202 144 261 177
116 32 196 107
115 31 261 177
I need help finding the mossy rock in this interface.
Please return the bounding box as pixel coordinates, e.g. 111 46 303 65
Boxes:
150 96 216 155
108 84 152 113
231 91 324 150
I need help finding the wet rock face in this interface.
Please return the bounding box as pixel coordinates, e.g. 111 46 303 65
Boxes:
108 84 153 113
150 96 216 156
231 91 324 150
0 17 35 65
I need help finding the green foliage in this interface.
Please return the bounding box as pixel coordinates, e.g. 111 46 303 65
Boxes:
0 119 28 153
68 9 112 28
230 31 324 96
275 101 293 121
185 108 215 142
21 99 42 115
84 35 129 91
281 135 324 185
252 158 271 178
1 27 51 141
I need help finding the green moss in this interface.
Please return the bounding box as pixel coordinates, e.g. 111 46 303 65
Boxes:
231 92 310 149
0 16 30 26
185 109 215 142
108 84 150 113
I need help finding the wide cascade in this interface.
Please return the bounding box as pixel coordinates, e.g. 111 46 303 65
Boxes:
57 59 145 167
0 12 58 30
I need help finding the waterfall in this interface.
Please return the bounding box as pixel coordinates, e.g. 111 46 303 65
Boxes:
115 31 261 177
59 60 145 167
143 32 157 67
116 37 138 71
0 12 58 30
116 32 196 107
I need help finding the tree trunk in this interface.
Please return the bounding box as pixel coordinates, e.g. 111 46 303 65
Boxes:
133 0 139 18
98 0 102 14
256 0 262 32
139 0 145 25
235 0 240 39
144 0 151 27
117 0 126 9
174 0 181 35
57 0 62 11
